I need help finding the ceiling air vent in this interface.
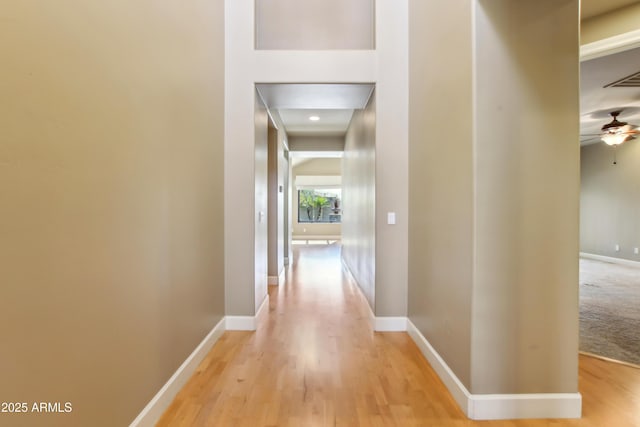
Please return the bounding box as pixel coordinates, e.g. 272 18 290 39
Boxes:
605 71 640 88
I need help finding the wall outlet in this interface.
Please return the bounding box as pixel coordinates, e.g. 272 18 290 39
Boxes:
635 248 639 255
615 244 620 252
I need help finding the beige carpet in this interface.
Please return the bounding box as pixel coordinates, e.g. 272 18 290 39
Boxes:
580 258 640 366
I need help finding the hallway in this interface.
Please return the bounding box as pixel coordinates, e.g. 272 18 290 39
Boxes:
158 245 640 427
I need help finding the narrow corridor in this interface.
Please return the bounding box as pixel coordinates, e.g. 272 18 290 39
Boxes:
158 244 640 426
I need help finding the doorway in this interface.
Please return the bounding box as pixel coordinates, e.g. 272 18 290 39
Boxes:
257 83 376 309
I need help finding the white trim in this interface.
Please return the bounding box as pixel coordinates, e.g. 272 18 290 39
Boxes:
342 258 407 332
367 304 376 331
226 295 269 331
341 258 376 331
406 319 581 420
225 315 257 330
468 394 582 420
580 29 640 61
268 269 285 286
373 316 407 332
580 351 640 369
256 293 269 318
406 319 470 413
129 318 226 427
292 235 341 241
295 175 342 187
580 252 640 267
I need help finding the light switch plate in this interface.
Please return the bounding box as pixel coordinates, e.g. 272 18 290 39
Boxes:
387 212 396 225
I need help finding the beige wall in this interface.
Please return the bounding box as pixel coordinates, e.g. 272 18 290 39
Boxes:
581 2 640 45
373 0 409 318
278 131 289 266
268 124 278 276
408 0 474 387
472 0 579 394
268 124 287 277
342 93 376 308
581 142 640 261
0 1 225 426
408 0 579 395
255 95 269 310
255 0 374 50
292 158 342 238
289 135 345 152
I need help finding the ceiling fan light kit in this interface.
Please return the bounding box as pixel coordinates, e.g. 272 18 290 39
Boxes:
599 111 638 146
601 132 628 146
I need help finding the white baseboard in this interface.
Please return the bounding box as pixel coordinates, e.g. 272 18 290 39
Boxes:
373 316 407 332
406 319 470 413
256 294 269 317
468 393 582 420
267 269 285 286
292 235 341 241
580 252 640 268
226 294 269 331
225 316 256 330
406 319 582 420
268 269 285 286
341 258 376 331
341 258 407 332
129 317 226 427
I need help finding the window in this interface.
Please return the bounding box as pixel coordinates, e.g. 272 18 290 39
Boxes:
298 189 341 223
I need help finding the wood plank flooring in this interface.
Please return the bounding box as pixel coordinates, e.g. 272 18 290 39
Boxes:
157 243 640 427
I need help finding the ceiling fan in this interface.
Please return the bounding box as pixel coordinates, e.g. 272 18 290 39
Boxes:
581 110 640 146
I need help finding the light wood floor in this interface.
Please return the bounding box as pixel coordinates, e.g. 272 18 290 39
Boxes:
158 243 640 427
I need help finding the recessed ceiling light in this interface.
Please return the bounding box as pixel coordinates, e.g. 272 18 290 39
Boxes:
309 115 320 121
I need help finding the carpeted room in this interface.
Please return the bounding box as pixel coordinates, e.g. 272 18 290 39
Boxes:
579 257 640 365
580 45 640 367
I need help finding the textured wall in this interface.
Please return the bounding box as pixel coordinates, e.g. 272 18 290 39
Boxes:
0 1 225 426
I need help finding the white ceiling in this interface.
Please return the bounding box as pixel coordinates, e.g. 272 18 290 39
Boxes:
256 84 374 109
580 46 640 145
256 83 374 137
581 0 639 20
278 109 354 136
256 2 640 146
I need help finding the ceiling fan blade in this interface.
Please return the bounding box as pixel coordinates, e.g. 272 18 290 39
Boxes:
580 133 602 136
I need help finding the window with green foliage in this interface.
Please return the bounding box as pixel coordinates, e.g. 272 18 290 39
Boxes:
298 189 341 223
